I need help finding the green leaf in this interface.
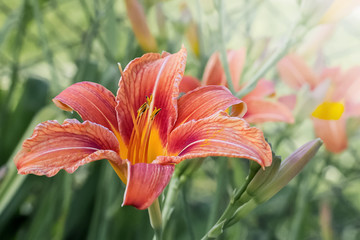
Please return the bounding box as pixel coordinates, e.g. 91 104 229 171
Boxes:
2 77 49 162
0 104 65 232
73 59 100 83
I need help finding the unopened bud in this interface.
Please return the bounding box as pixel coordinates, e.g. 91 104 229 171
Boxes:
236 156 281 205
247 156 281 197
255 139 322 203
124 0 158 52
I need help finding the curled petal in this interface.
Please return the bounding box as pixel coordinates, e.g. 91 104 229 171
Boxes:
156 112 272 168
14 119 124 177
179 75 201 93
243 99 294 124
53 82 119 133
123 163 174 210
116 47 187 145
312 117 347 153
174 85 246 128
277 54 319 90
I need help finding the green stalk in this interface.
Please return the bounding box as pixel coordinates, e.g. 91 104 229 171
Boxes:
236 16 302 98
181 183 195 240
148 198 162 240
162 176 182 231
201 194 248 240
162 159 204 232
1 0 29 135
206 159 228 229
273 124 296 151
75 0 100 83
201 162 260 239
195 0 207 74
30 0 60 92
0 105 65 216
53 174 72 240
218 0 236 94
289 172 308 240
289 151 330 240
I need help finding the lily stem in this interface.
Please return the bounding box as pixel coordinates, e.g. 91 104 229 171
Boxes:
218 0 236 94
201 163 260 239
148 198 163 240
235 15 302 99
206 159 228 229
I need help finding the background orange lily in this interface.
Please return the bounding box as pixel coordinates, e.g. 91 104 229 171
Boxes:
278 54 360 153
180 49 294 124
14 47 272 210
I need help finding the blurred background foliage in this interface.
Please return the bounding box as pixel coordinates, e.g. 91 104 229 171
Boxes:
0 0 360 239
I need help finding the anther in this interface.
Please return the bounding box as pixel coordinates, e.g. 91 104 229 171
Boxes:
150 107 161 120
146 95 153 105
137 102 148 117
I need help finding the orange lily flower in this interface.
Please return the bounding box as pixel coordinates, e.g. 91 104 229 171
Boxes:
14 47 272 210
180 49 294 124
278 54 360 153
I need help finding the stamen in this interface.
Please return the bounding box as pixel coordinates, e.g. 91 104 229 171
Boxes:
128 109 141 164
142 108 161 163
151 107 161 120
137 102 148 117
127 95 161 164
146 95 153 105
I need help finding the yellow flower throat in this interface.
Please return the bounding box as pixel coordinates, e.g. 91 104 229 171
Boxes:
127 95 161 164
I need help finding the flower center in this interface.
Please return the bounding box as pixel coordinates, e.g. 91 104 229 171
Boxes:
127 95 161 164
312 101 344 120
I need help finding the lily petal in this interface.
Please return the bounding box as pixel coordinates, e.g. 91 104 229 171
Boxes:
179 75 201 93
174 85 246 128
312 117 347 153
345 101 360 117
243 99 295 124
53 82 118 133
277 54 319 90
202 52 224 86
14 119 124 177
278 94 297 110
227 49 246 91
243 79 275 100
203 49 246 91
156 112 272 168
332 67 360 102
116 47 187 145
123 162 174 210
319 67 340 83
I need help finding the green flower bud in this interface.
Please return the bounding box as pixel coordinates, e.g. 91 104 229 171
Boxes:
256 138 322 203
